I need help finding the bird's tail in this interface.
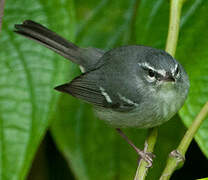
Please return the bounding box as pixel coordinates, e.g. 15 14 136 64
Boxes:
14 20 84 65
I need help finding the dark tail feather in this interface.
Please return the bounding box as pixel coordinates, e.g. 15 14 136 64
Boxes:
14 20 83 65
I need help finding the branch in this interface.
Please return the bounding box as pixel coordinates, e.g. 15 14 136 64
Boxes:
0 0 5 33
160 102 208 180
134 128 158 180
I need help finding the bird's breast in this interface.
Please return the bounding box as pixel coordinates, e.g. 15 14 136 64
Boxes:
94 87 185 128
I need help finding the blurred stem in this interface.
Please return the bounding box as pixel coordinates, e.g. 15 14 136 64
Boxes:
165 0 185 56
135 0 185 179
129 0 140 44
160 102 208 180
134 128 158 180
0 0 5 33
177 103 208 153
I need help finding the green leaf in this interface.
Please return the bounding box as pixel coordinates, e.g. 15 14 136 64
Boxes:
177 0 208 157
0 0 75 179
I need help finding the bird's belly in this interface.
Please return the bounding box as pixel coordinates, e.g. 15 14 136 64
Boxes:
94 105 170 128
94 88 184 128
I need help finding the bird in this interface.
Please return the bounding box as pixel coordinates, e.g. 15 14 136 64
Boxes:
14 20 190 167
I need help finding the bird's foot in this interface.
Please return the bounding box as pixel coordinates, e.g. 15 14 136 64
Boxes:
170 150 185 161
137 150 155 168
169 150 185 166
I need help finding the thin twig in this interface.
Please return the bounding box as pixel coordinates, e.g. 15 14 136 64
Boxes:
160 102 208 180
0 0 5 33
165 0 184 56
134 128 158 180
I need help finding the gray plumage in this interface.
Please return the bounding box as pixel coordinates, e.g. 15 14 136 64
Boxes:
14 20 190 128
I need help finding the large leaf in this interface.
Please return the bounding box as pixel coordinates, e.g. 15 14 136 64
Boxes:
0 0 75 179
177 0 208 157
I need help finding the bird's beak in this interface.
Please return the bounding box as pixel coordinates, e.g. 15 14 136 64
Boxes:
161 75 175 82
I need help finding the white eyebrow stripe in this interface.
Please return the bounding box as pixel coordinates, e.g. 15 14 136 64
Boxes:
171 63 178 75
174 63 178 72
138 62 166 76
157 69 166 76
138 62 155 71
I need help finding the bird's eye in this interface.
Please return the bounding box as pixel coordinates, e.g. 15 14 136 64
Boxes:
148 69 155 78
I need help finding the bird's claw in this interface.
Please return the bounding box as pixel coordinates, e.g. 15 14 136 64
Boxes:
138 151 155 168
170 150 185 163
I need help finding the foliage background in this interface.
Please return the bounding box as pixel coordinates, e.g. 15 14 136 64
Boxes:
0 0 208 179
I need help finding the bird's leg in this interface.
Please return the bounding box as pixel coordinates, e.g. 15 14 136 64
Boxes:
116 128 155 167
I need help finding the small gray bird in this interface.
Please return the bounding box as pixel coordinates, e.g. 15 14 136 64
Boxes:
14 20 189 166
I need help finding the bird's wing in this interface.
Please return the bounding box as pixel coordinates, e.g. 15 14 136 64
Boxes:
55 73 108 107
55 73 137 112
